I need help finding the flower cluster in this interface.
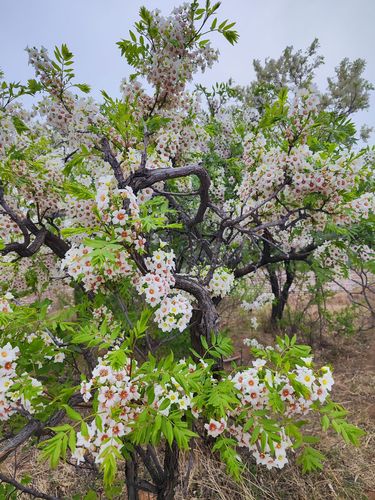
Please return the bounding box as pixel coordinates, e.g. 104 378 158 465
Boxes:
135 249 193 332
0 252 61 297
75 355 200 465
61 245 134 292
201 345 335 470
26 47 64 97
47 333 348 479
273 219 314 253
8 156 64 217
135 249 176 305
92 305 118 328
154 293 193 332
205 417 227 438
208 267 235 298
64 195 97 231
150 369 197 415
241 292 275 312
0 108 24 156
243 337 263 349
0 343 43 420
236 93 370 245
73 340 335 474
351 244 375 263
0 293 13 314
313 241 349 277
137 5 218 95
229 425 292 470
0 343 19 420
96 176 140 218
75 356 142 464
231 361 333 418
345 192 375 220
94 176 146 251
120 147 171 175
0 213 22 243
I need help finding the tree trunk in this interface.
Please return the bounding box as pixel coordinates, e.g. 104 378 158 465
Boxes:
268 266 281 327
269 263 295 328
157 442 179 500
125 458 139 500
190 303 221 369
174 275 220 362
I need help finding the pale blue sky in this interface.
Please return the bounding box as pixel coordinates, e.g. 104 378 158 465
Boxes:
1 0 375 135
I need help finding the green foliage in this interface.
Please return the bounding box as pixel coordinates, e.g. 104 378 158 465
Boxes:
140 196 182 233
50 44 91 95
62 180 95 200
212 436 244 479
0 482 21 499
11 115 29 134
297 446 326 473
40 425 74 468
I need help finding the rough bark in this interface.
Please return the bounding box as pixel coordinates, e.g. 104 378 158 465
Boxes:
157 442 179 500
174 275 220 365
125 458 139 500
269 262 295 326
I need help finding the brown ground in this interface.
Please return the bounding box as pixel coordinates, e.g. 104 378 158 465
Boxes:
1 298 375 499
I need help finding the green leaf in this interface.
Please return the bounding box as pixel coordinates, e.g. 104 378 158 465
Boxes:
162 418 174 447
297 446 326 473
250 425 261 445
107 348 127 370
63 181 95 200
61 226 95 238
49 424 72 432
84 491 98 500
62 404 82 422
68 428 77 453
12 116 29 134
201 336 208 351
331 419 365 446
75 83 91 93
321 415 330 432
101 450 118 487
158 398 171 411
27 78 43 93
61 43 73 61
80 421 89 439
243 417 254 433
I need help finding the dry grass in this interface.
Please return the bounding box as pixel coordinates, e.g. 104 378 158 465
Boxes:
0 448 104 498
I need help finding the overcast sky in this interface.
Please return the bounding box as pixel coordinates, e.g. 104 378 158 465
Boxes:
1 0 375 135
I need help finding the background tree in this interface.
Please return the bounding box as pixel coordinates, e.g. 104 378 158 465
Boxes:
218 40 375 328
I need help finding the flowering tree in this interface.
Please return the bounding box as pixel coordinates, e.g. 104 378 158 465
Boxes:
0 2 372 499
197 42 375 328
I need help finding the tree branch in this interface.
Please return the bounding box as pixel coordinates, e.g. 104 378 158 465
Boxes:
0 472 59 500
128 164 211 225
